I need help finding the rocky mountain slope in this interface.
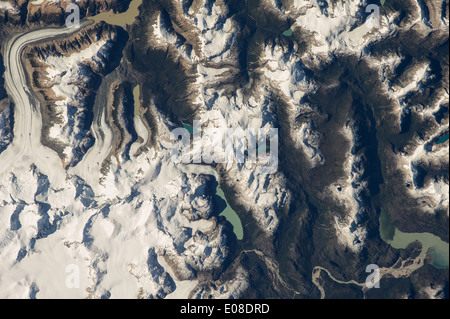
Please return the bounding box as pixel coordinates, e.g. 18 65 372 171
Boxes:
23 22 129 167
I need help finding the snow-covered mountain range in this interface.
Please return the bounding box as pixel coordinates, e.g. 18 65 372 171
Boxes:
0 0 448 299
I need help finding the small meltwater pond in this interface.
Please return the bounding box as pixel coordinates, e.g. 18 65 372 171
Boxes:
282 28 293 37
436 133 449 145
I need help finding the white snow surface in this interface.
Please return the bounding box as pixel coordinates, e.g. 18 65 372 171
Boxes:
0 1 15 11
